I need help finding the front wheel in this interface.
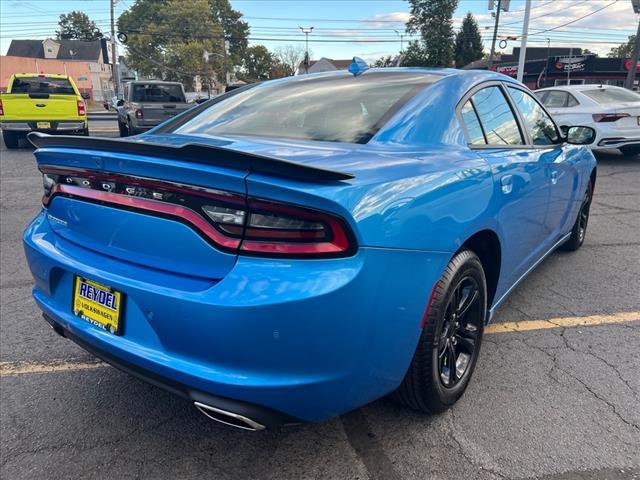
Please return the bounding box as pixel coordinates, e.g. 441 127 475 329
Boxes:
559 179 593 252
393 249 487 414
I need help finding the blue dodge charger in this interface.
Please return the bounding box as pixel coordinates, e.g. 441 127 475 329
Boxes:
24 65 597 430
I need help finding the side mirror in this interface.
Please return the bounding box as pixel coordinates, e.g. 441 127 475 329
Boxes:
566 126 596 145
116 99 125 107
81 92 90 100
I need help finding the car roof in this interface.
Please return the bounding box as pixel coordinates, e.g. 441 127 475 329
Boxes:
13 73 69 79
536 84 622 92
127 80 183 85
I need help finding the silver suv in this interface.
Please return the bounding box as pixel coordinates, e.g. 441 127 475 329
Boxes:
117 81 190 136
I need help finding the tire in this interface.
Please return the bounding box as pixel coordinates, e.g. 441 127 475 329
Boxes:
393 249 487 414
559 179 593 252
620 145 640 157
2 131 20 149
118 121 128 137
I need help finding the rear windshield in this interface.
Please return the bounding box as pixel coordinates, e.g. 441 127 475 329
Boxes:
171 72 438 144
132 83 185 103
582 87 640 104
10 76 75 95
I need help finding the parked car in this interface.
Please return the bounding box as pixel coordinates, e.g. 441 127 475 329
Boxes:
116 80 190 136
0 73 88 148
103 95 120 111
535 85 640 156
24 67 596 430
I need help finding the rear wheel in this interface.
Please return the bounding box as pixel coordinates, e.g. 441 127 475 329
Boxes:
560 179 593 252
2 131 20 149
620 145 640 157
393 249 486 414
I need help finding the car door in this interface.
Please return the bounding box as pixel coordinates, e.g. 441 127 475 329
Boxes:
505 85 577 242
459 83 550 287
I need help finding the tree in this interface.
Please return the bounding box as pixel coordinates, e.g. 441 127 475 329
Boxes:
272 45 307 76
240 45 274 81
405 0 458 67
608 35 637 58
56 11 102 40
373 55 396 67
454 12 483 68
401 40 429 67
118 0 248 88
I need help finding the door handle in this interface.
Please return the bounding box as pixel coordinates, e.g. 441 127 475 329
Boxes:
551 170 558 185
500 175 513 194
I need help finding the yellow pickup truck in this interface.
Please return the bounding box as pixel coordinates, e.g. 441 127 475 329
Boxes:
0 73 89 149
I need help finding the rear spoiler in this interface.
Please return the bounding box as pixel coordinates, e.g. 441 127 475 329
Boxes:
27 132 354 182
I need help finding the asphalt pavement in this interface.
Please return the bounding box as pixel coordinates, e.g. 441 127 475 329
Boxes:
1 128 639 480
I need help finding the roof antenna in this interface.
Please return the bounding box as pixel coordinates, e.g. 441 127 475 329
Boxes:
348 57 369 76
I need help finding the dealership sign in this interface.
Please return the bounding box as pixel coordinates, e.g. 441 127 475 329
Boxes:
554 56 587 72
489 64 518 77
624 58 640 72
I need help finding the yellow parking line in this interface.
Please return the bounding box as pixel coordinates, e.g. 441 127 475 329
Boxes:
1 312 638 377
0 360 106 376
485 311 640 334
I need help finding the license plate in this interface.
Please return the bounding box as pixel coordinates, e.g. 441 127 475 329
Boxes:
73 276 124 334
36 121 51 129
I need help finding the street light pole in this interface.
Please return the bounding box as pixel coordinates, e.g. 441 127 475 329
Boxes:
299 26 314 73
543 37 550 87
624 18 640 90
488 0 502 69
110 0 119 97
516 0 531 83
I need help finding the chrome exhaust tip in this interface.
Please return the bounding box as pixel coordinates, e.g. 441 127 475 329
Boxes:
194 402 266 431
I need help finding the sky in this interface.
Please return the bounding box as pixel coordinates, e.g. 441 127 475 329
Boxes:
0 0 637 63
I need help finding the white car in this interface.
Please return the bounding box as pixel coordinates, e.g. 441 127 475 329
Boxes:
534 85 640 156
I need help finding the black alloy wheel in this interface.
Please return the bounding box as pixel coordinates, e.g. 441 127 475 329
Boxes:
393 249 487 414
560 179 593 251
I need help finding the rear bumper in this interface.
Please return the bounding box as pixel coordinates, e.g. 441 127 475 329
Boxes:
596 137 640 149
24 210 450 422
1 120 87 132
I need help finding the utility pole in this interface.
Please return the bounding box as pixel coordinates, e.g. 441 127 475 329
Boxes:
299 26 314 74
567 46 572 85
624 18 640 90
488 0 502 69
543 37 550 87
394 30 404 52
110 0 119 97
516 0 531 82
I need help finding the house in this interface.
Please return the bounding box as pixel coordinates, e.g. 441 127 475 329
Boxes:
1 38 114 101
296 57 353 75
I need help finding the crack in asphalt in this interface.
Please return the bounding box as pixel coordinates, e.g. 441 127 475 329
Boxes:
520 328 640 434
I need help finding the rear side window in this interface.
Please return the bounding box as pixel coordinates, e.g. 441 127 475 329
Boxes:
132 84 185 103
460 101 486 144
508 87 560 146
466 86 523 145
582 87 640 104
10 76 75 95
537 90 580 108
172 72 438 144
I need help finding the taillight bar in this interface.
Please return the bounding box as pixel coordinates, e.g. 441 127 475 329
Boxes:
592 113 630 123
0 99 4 116
39 167 356 258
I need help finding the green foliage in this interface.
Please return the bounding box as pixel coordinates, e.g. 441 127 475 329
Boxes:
118 0 248 88
241 45 273 81
608 35 637 58
454 12 483 68
373 55 396 67
405 0 458 67
56 11 102 41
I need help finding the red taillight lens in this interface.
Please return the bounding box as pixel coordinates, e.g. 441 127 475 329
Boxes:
0 99 4 116
77 100 86 116
592 113 630 122
238 199 353 256
135 109 143 119
40 168 356 258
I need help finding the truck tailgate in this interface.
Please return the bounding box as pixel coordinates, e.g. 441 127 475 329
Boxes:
1 93 80 120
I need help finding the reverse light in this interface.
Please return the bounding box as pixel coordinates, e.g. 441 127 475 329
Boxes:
77 100 86 116
40 168 356 258
592 113 630 123
135 109 143 119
